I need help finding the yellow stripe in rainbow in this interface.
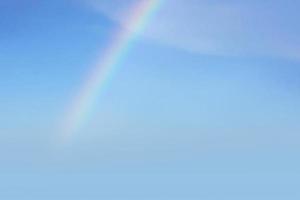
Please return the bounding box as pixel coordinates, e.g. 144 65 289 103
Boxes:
61 0 162 141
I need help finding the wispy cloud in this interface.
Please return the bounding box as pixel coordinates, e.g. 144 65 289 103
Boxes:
81 0 300 60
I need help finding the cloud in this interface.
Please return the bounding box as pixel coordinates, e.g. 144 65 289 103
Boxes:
80 0 137 21
81 0 300 60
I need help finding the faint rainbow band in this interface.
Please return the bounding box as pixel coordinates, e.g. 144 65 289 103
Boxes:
61 0 163 141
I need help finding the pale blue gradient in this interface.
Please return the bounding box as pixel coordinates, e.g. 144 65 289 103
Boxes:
0 0 300 199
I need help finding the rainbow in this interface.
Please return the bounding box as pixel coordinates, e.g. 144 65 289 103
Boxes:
61 0 162 141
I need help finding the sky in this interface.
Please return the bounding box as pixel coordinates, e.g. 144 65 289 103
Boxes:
0 0 300 199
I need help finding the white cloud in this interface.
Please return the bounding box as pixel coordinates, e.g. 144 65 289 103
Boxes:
81 0 300 60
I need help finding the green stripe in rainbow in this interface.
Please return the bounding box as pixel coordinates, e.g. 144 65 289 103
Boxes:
61 0 163 141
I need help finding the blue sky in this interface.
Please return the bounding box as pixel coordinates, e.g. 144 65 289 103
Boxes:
0 0 300 199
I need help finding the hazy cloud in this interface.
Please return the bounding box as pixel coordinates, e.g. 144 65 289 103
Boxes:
81 0 300 60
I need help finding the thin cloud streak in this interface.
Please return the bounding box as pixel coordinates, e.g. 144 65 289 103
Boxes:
82 0 300 60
